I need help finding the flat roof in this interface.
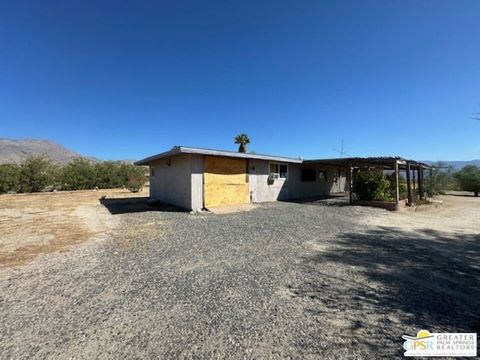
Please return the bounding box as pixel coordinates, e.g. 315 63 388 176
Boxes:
135 146 303 165
304 157 430 168
136 147 430 168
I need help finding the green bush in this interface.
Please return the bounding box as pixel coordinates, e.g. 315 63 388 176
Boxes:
0 163 21 193
125 168 146 192
60 157 97 190
1 156 146 194
59 158 146 192
387 173 407 200
19 156 57 193
353 170 392 201
94 161 123 189
454 165 480 197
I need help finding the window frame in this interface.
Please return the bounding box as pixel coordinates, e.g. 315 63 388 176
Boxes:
269 162 288 180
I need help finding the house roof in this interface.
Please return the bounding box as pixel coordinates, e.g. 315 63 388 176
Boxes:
136 147 430 168
304 157 431 168
135 146 304 165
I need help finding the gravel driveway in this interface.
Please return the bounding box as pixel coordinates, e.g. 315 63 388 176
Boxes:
1 199 479 359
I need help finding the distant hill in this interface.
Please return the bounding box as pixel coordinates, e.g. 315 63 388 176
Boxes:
423 160 480 171
0 138 98 164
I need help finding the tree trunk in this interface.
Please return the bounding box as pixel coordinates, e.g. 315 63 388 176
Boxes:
475 191 479 197
238 144 246 153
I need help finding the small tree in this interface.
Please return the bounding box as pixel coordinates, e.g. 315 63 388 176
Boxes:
234 133 250 153
0 163 21 193
19 156 56 193
454 165 480 197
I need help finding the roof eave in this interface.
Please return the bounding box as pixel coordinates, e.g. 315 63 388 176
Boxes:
134 147 182 166
135 146 303 165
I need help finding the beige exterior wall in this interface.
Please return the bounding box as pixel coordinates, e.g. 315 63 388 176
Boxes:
149 154 348 210
248 159 347 203
150 154 204 210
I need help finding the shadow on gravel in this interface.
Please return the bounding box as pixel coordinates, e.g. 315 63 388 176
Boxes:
100 197 187 215
287 194 350 207
293 227 480 345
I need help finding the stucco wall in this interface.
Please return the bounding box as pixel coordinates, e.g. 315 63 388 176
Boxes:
149 154 195 210
249 160 347 203
149 154 348 208
249 159 291 202
190 155 204 211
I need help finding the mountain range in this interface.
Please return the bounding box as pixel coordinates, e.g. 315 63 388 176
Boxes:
422 160 480 171
0 138 478 169
0 138 98 164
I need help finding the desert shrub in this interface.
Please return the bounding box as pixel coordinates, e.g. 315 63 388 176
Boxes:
125 168 146 192
19 156 57 193
353 170 392 201
454 165 480 197
115 163 146 192
94 161 123 189
425 162 455 196
0 163 21 193
60 157 97 190
1 157 146 193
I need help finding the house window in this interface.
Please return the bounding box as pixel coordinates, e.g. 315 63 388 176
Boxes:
150 167 155 177
269 162 288 179
301 169 316 182
269 163 279 175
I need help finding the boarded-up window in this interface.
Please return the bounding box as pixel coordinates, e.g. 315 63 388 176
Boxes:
301 169 316 182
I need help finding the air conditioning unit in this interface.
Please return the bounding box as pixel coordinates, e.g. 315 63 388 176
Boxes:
268 173 279 181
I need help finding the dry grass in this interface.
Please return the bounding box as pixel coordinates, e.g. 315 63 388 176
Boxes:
0 189 147 268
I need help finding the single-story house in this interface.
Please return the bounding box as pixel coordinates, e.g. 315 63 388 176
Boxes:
135 146 349 211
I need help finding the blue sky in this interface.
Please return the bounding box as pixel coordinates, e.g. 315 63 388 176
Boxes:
1 1 479 161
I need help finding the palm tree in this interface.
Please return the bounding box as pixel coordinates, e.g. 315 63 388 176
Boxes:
234 133 250 153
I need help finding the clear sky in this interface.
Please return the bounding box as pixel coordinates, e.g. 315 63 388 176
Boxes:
1 1 479 161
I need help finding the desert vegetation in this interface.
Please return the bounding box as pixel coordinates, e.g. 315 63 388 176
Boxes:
352 164 480 201
353 170 409 202
454 165 480 197
0 156 146 194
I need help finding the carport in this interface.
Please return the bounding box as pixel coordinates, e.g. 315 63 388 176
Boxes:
306 157 431 209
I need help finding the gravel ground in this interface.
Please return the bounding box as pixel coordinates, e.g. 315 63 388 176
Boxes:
1 198 479 359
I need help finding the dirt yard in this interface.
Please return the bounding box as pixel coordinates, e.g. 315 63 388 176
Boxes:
0 190 478 358
0 189 147 267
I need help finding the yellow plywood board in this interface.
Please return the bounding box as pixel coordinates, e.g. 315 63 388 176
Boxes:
204 156 249 208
